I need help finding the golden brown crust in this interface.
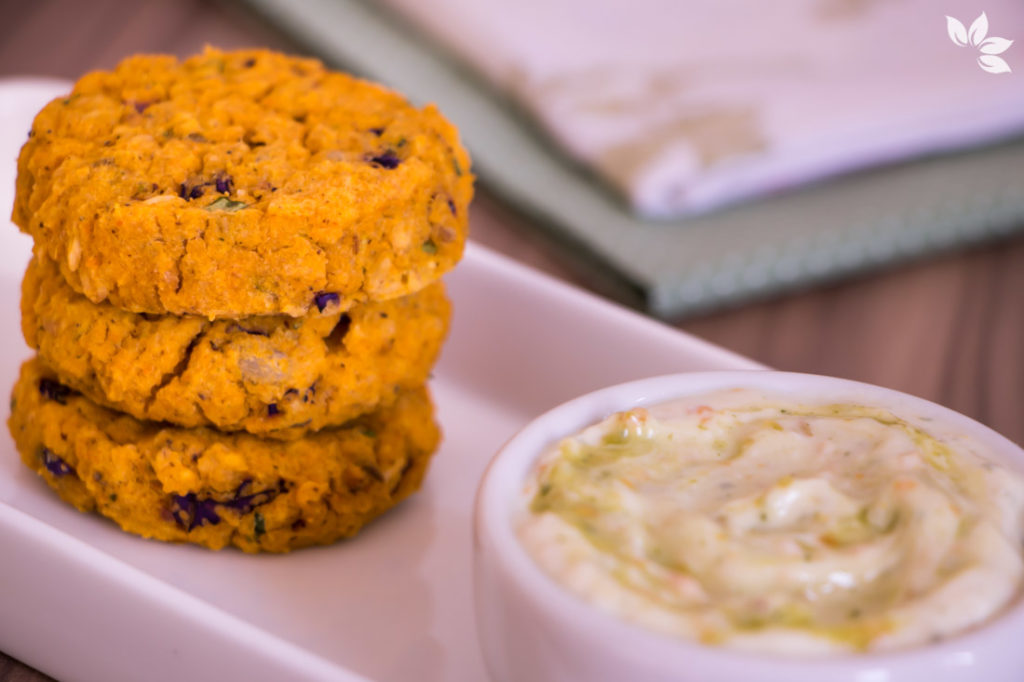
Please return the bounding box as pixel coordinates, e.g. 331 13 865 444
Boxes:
14 47 472 318
9 357 439 552
22 255 450 439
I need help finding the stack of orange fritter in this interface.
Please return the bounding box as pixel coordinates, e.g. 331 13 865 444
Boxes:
7 48 472 551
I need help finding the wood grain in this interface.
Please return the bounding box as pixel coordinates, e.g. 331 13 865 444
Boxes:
1 1 1022 679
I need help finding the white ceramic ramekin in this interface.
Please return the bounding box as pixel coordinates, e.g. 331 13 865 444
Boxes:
473 371 1024 682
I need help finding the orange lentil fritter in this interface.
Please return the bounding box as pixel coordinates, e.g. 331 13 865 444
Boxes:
10 357 440 552
22 256 451 439
13 47 473 319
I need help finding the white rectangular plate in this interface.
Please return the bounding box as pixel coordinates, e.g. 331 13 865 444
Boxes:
0 79 762 682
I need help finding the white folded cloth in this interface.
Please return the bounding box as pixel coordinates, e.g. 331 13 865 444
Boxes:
380 0 1024 216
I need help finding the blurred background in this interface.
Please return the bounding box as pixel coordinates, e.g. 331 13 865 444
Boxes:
0 1 1022 677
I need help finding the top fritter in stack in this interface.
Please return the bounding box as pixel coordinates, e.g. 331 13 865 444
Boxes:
7 48 473 552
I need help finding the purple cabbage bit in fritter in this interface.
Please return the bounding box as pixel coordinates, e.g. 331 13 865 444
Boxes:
40 447 74 477
170 479 284 531
368 151 401 169
447 198 457 216
368 127 384 136
313 291 340 312
171 493 221 531
222 478 284 514
178 181 205 200
38 378 73 404
215 174 234 194
133 101 151 113
267 403 280 416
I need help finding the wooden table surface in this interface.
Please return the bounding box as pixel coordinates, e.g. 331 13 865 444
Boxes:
1 1 1022 680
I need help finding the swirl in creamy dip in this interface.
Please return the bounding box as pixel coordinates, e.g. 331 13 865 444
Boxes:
518 388 1024 655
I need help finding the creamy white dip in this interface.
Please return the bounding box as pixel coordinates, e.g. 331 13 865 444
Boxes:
518 388 1024 655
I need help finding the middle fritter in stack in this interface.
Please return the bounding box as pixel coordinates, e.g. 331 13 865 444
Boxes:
9 48 473 552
